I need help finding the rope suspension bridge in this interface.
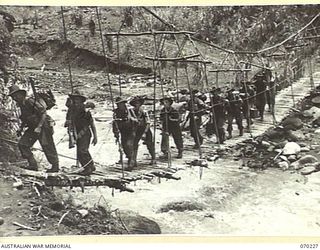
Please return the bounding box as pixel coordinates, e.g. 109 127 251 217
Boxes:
2 6 320 194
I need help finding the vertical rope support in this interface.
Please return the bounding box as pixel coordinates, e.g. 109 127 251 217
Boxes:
95 7 124 177
308 55 315 90
185 65 202 159
116 35 122 96
175 63 179 102
60 6 74 93
215 72 219 88
60 6 77 167
153 33 172 168
95 7 114 109
286 53 296 107
204 63 221 148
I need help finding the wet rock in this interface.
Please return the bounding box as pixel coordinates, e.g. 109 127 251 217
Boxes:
282 117 303 131
300 166 317 175
13 180 24 190
277 161 289 170
261 141 271 147
77 209 89 218
298 142 308 148
48 201 65 212
120 211 161 234
309 102 320 117
303 109 315 118
286 130 305 141
207 155 219 162
291 155 319 170
159 201 205 213
300 146 310 152
288 155 297 162
279 155 288 162
282 142 301 156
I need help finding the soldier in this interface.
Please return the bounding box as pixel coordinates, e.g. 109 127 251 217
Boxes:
187 90 206 149
112 96 138 170
209 87 226 144
89 19 95 37
225 89 244 139
8 85 59 172
253 72 267 121
67 90 97 175
129 96 156 165
160 96 183 159
239 81 255 128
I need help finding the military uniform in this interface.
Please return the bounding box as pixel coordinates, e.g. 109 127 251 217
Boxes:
160 97 183 158
9 85 59 172
254 74 267 121
113 97 138 170
240 82 255 128
67 90 97 175
130 96 155 165
187 92 206 148
209 89 226 144
226 90 244 138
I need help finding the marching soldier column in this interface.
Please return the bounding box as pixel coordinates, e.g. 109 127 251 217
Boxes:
6 66 278 175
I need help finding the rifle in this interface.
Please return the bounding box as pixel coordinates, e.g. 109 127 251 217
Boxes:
65 97 77 149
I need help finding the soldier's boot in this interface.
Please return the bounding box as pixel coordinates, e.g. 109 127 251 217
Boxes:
159 152 168 159
149 150 156 165
126 156 135 171
227 131 232 139
80 164 96 176
177 149 183 159
26 157 39 171
47 164 59 173
239 128 244 136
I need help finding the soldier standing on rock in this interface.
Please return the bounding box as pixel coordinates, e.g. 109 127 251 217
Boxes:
8 85 59 172
112 96 138 171
160 96 183 159
66 90 98 175
129 96 156 165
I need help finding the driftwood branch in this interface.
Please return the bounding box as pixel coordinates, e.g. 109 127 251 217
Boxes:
104 31 195 36
13 222 37 231
57 211 70 227
145 54 200 61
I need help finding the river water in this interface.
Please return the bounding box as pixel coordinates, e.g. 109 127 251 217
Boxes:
34 93 320 235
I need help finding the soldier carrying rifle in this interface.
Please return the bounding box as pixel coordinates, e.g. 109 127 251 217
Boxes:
112 96 138 171
8 84 59 172
65 90 97 175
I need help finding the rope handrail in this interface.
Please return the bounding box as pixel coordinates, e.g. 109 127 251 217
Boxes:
141 7 320 56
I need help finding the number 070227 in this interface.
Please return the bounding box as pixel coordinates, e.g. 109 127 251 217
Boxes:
300 244 319 248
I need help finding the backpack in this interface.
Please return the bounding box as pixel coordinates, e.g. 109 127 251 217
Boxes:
35 88 56 110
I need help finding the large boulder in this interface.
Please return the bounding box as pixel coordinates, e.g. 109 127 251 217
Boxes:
120 211 161 234
303 106 320 119
291 155 319 170
282 142 301 156
282 117 303 131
